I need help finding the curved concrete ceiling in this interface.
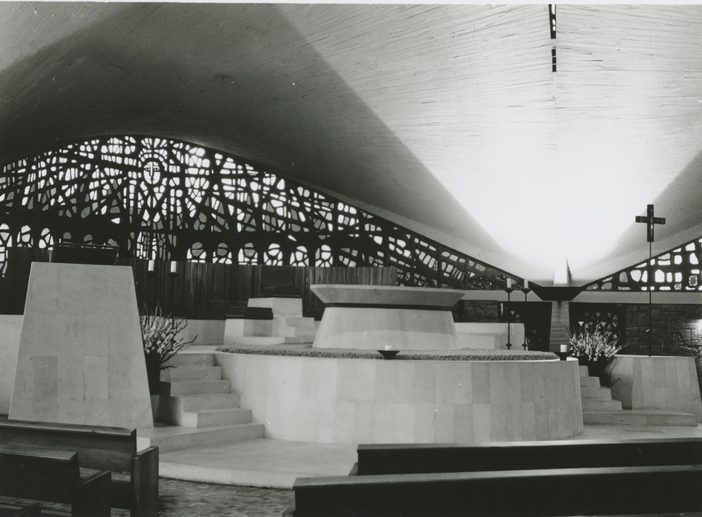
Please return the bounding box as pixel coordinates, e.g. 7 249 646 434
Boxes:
2 3 702 285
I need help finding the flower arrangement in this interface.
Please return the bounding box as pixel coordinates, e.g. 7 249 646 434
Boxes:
568 322 623 364
140 306 197 393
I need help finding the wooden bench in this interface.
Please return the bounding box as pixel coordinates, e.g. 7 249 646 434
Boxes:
0 444 111 517
355 437 702 475
292 464 702 517
0 419 158 517
0 503 43 516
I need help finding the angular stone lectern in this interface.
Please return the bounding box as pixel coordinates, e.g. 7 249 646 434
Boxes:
9 262 153 428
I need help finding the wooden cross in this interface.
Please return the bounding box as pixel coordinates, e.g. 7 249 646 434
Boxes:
635 204 665 242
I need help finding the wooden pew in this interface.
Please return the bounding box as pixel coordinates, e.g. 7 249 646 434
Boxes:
355 437 702 475
292 464 702 517
0 503 42 516
0 444 110 517
0 419 158 517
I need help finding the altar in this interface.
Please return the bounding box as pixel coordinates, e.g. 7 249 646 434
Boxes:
311 284 466 350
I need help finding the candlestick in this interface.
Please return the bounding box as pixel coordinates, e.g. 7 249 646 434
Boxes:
520 285 531 350
505 287 513 350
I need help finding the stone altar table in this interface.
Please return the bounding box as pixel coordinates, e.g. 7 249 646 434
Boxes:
311 285 465 350
9 262 153 428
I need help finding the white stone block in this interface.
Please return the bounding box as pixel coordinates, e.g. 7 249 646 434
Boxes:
9 263 152 428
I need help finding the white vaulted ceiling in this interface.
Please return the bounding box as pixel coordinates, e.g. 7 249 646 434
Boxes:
2 3 702 285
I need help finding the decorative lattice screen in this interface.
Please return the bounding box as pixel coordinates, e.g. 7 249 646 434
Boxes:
585 237 702 292
0 135 517 289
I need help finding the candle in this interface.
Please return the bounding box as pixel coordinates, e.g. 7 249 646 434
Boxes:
170 261 177 274
147 260 154 272
560 344 568 353
506 278 512 288
524 279 529 288
384 345 392 351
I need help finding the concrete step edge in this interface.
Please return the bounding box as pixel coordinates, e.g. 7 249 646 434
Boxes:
183 407 250 416
138 423 265 452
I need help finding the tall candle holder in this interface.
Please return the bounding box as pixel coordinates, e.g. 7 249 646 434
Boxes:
520 284 530 350
504 285 514 350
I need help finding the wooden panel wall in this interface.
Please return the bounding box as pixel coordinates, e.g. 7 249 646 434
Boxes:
0 248 397 318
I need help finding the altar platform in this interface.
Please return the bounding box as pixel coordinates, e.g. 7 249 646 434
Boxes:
142 422 702 489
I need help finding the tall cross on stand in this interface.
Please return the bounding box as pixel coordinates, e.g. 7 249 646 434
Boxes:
635 204 666 357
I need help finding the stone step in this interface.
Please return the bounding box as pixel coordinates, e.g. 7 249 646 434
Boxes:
175 393 241 412
159 380 231 396
137 423 265 453
579 376 602 389
582 399 623 412
578 365 589 377
580 387 613 401
284 316 316 329
155 394 242 422
163 353 215 367
161 365 223 382
279 325 317 338
179 408 253 428
226 336 312 346
583 409 698 426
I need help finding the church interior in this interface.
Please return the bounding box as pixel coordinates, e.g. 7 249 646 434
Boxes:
2 3 702 516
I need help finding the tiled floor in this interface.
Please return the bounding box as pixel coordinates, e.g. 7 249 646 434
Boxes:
0 479 292 517
157 478 293 517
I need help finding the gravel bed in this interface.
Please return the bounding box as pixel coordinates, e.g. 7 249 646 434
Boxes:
216 344 556 361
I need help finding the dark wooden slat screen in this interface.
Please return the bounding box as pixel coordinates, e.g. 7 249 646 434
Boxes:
0 248 396 318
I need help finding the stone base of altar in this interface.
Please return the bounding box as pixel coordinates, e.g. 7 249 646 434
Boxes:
314 307 458 350
311 284 465 350
215 352 583 444
604 355 702 423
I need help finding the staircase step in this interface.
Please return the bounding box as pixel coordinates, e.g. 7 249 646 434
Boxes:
137 423 265 453
163 353 215 367
583 409 698 426
580 387 613 401
156 394 242 420
179 408 253 428
284 316 316 329
582 399 623 412
280 326 317 338
579 376 602 389
161 365 223 382
226 336 312 346
578 365 589 376
160 380 231 396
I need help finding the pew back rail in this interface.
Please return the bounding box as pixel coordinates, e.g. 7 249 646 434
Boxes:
0 444 111 517
293 465 702 517
0 419 157 517
356 437 702 475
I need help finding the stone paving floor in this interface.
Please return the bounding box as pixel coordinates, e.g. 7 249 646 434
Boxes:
0 478 294 517
157 478 294 517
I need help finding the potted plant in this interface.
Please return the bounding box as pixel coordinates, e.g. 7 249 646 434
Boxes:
140 306 197 395
568 322 624 378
